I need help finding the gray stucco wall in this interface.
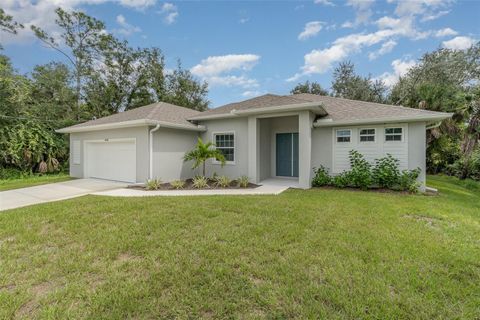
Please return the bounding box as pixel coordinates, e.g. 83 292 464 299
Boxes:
198 117 249 178
258 118 271 181
69 126 149 182
151 127 199 181
311 126 333 174
408 122 427 190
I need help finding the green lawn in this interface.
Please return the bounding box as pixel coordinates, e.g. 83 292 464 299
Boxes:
0 175 479 319
0 173 72 191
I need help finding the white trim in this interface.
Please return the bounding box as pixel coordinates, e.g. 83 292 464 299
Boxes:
359 128 376 143
188 102 327 121
57 119 206 133
83 138 137 183
211 131 236 165
149 124 161 180
313 113 452 127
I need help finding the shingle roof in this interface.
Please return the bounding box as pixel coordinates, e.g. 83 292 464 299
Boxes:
188 94 308 119
188 93 451 123
61 102 202 130
291 93 451 123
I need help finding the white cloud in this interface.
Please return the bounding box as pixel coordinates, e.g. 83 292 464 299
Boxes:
377 58 417 87
114 14 141 36
1 0 155 44
442 36 476 50
239 17 249 24
119 0 156 10
421 10 449 22
314 0 335 6
191 54 260 77
298 21 324 41
368 39 397 60
345 0 375 27
191 54 260 88
434 27 457 38
158 2 178 25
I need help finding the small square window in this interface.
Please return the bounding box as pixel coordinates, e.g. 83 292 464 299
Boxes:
359 128 375 142
385 127 403 141
336 129 351 143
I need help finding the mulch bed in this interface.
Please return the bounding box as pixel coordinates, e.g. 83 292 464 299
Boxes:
128 178 259 191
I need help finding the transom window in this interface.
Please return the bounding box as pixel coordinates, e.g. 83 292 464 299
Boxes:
359 128 375 142
214 133 235 162
336 129 351 143
385 127 403 141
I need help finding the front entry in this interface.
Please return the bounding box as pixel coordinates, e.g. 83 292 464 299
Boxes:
276 133 299 177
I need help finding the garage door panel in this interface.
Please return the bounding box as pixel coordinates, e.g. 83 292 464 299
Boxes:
85 140 136 183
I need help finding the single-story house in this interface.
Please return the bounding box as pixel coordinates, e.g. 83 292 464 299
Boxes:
57 93 452 190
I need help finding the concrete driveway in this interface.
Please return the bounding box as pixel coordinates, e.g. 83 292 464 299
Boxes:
0 179 126 211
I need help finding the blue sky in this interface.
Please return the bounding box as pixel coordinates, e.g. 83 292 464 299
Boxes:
2 0 479 108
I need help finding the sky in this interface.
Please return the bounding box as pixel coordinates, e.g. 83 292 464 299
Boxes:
1 0 479 108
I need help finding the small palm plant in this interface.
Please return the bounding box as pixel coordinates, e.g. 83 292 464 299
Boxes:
183 138 226 177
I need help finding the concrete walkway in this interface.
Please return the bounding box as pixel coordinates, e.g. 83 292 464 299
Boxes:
93 184 289 197
0 179 126 211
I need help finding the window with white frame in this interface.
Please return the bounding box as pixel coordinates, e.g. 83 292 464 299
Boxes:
336 129 351 143
385 127 403 141
359 128 375 142
214 133 235 162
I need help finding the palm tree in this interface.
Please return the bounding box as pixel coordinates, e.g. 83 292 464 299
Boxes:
183 138 226 176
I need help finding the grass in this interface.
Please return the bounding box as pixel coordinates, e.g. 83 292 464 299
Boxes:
0 175 479 319
0 173 72 191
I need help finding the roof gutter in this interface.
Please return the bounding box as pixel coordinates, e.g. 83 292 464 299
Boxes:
188 101 327 121
56 119 206 133
313 113 453 128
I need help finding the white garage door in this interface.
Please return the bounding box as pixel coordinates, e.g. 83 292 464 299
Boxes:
85 139 136 183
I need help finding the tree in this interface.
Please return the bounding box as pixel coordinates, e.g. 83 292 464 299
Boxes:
183 138 225 176
164 62 209 111
290 81 329 96
0 9 23 35
331 61 387 103
31 8 113 120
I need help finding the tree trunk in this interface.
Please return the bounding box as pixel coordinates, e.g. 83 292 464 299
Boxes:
203 161 206 177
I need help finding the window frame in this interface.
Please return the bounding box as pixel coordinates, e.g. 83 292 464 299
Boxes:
212 131 236 165
359 128 376 143
335 129 352 143
384 127 403 142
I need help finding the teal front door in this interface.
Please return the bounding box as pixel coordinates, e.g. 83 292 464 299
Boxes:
276 133 299 177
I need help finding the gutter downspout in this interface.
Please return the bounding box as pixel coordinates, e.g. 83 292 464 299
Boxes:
149 124 161 180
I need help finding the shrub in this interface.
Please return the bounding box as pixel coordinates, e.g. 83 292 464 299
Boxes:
0 167 32 180
237 175 250 188
348 150 372 190
311 165 331 187
372 154 400 188
146 178 162 190
398 168 421 193
332 172 350 188
170 180 185 189
192 175 209 189
214 175 231 188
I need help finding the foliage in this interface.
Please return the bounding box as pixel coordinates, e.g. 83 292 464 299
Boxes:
170 179 185 189
214 175 231 188
183 138 226 177
192 175 209 189
146 178 162 190
348 150 372 190
372 154 400 189
237 175 250 188
0 8 23 35
0 172 71 191
331 61 387 103
332 172 350 188
311 165 331 187
446 149 480 180
290 80 328 96
398 169 421 193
